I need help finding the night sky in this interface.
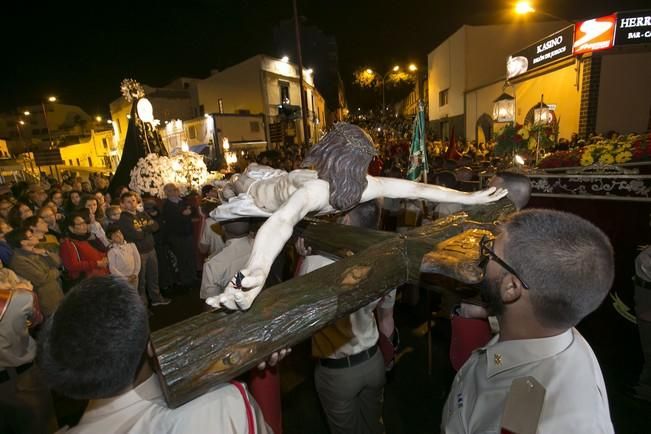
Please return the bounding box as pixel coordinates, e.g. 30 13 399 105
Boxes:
2 0 648 115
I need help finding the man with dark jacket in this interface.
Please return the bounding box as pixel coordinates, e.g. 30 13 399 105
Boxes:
118 192 169 307
162 183 197 289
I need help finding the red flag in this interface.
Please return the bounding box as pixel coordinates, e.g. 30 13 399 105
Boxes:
446 126 461 160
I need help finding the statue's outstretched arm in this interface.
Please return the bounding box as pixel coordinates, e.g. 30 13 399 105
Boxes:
361 176 508 205
206 181 330 311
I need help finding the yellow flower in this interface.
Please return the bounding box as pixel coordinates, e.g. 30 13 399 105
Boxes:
599 153 615 165
580 153 594 166
518 128 530 140
528 137 537 150
615 151 633 164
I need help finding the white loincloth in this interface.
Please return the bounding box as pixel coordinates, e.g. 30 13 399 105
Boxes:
210 164 287 222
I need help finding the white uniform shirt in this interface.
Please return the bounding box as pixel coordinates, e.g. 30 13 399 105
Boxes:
298 255 396 359
58 374 271 434
200 236 254 299
199 217 225 258
442 328 614 434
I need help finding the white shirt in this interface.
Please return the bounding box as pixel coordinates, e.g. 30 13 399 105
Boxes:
88 221 110 247
442 328 614 434
58 374 270 434
298 255 396 359
0 289 36 368
200 236 254 299
108 242 141 278
199 217 225 258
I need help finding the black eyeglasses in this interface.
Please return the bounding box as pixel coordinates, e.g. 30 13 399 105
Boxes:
479 235 530 290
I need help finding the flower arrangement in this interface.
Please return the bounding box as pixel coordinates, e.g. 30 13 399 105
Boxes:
578 134 647 166
129 152 210 198
170 151 209 196
537 133 651 169
494 122 558 158
538 149 582 169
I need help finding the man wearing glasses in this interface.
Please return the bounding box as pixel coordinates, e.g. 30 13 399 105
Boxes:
442 209 615 433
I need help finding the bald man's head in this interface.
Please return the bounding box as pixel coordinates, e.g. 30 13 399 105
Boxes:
489 172 531 210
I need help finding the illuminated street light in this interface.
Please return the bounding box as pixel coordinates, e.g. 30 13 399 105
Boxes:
19 120 25 125
515 1 535 15
281 55 289 63
365 64 418 110
95 116 102 122
107 120 113 124
23 111 31 116
48 96 57 102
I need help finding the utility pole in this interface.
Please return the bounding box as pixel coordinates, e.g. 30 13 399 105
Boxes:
293 0 310 154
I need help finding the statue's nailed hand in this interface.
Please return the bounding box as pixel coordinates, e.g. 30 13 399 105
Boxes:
205 268 267 311
462 186 508 205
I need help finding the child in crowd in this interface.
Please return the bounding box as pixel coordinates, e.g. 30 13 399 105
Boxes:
106 225 141 289
103 205 122 230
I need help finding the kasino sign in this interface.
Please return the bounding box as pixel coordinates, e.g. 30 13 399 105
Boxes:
573 14 617 54
507 25 575 79
615 10 651 46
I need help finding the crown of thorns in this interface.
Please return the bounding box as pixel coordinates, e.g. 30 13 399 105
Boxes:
332 123 378 156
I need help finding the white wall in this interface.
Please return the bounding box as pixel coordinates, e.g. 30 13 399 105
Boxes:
596 51 651 134
428 27 466 121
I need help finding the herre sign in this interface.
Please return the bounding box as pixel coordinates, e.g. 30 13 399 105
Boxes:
615 10 651 46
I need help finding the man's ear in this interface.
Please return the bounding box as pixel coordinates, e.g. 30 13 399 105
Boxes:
500 274 523 304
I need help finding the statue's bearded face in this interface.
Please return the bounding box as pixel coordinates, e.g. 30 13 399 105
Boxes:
302 123 376 211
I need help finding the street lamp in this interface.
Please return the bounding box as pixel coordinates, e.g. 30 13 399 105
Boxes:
48 96 57 102
408 64 418 72
514 1 535 15
95 116 102 122
514 1 565 21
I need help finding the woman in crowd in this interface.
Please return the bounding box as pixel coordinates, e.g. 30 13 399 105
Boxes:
6 226 63 316
23 215 59 254
8 201 33 228
65 190 82 214
38 205 63 240
60 212 110 283
83 195 109 247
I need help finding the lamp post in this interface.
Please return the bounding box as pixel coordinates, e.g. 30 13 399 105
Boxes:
533 94 552 164
42 96 56 149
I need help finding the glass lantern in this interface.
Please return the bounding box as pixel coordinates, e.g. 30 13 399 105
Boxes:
492 93 515 123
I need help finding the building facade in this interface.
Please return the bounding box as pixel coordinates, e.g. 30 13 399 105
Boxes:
196 54 326 149
426 21 568 141
58 129 116 174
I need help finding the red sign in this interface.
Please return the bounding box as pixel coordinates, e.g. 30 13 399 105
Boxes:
573 14 617 54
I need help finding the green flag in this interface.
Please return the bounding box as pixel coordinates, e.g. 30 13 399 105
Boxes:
407 101 428 181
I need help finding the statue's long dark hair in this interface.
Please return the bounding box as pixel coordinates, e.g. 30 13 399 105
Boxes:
301 123 376 211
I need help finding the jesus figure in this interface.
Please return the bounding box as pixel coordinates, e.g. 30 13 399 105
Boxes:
206 122 507 311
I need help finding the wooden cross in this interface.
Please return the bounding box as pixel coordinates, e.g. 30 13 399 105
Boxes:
151 198 516 408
